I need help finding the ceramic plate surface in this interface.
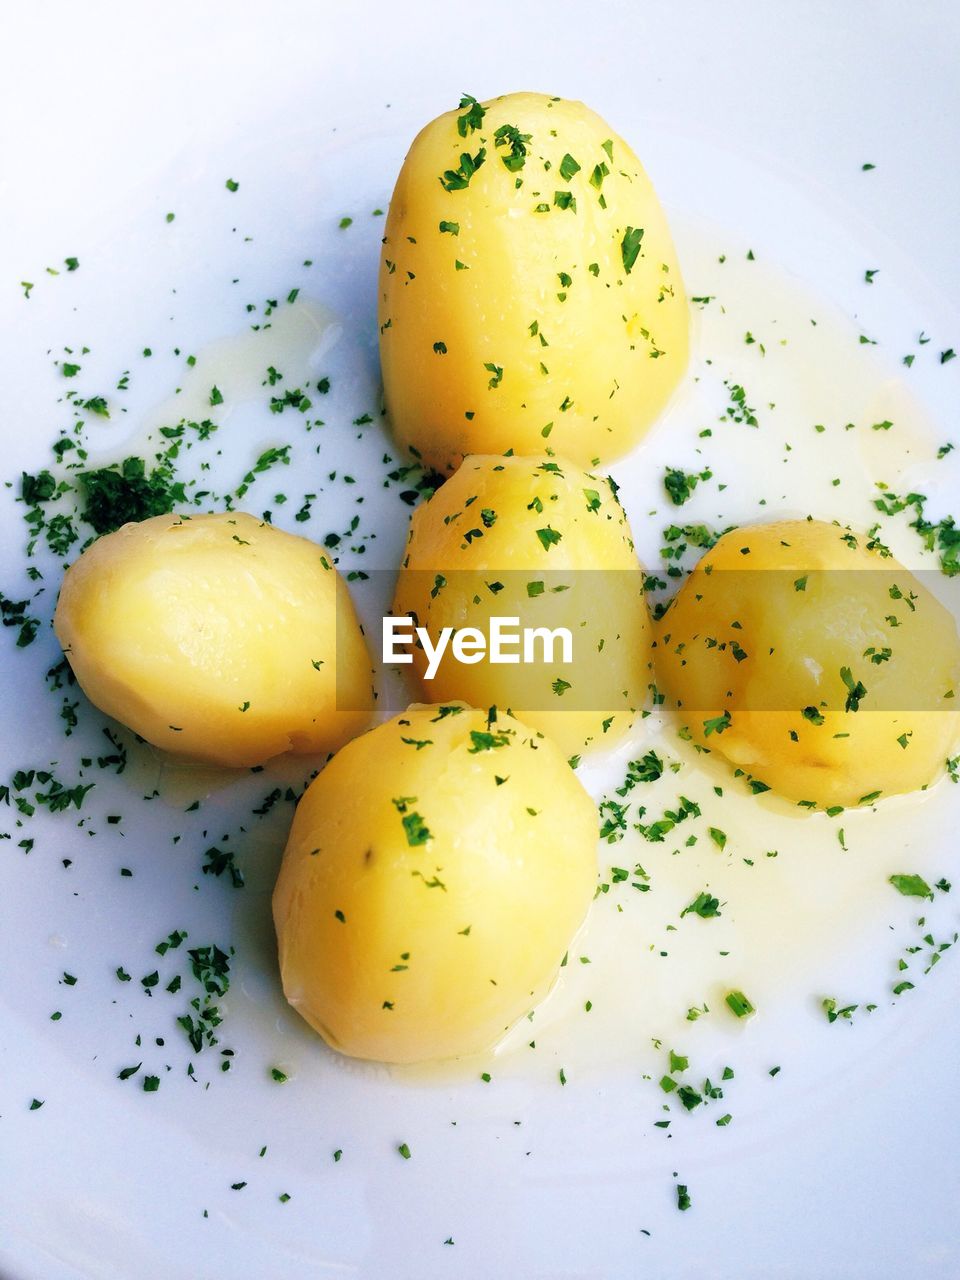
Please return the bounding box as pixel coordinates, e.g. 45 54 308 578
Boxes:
1 3 959 1278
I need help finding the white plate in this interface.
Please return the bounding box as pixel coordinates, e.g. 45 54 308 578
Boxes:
2 4 960 1278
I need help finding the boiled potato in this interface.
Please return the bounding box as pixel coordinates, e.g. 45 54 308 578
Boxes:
391 453 652 756
655 519 960 808
54 511 374 768
378 91 689 473
272 702 597 1063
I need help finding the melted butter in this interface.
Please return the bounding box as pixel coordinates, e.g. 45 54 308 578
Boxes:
389 217 960 1087
86 226 958 1093
613 215 944 568
85 297 341 468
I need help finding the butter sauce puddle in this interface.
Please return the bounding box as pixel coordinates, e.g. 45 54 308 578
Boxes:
81 220 959 1098
85 297 342 474
392 216 960 1087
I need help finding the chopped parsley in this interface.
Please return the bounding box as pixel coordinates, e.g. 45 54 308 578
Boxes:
725 991 755 1018
681 892 721 919
888 873 934 900
621 227 644 274
840 667 867 712
439 148 486 192
558 153 580 182
663 467 711 507
401 812 432 846
81 456 185 534
493 123 532 171
456 94 485 137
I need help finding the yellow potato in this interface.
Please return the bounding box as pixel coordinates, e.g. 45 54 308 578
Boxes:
391 453 652 756
378 91 689 473
53 511 374 767
655 519 960 808
272 702 597 1063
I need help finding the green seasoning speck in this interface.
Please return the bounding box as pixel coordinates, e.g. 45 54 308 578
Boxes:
823 997 858 1023
468 729 510 753
397 1142 412 1160
401 812 432 846
840 667 867 712
559 153 580 182
663 467 711 506
703 711 731 736
725 991 755 1018
681 891 721 919
456 94 485 137
888 873 934 900
80 456 183 535
621 227 644 274
439 149 486 192
225 178 239 192
494 124 532 172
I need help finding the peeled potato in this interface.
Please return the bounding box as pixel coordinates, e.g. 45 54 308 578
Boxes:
272 702 598 1063
53 511 374 767
378 91 689 472
655 519 960 807
391 453 652 756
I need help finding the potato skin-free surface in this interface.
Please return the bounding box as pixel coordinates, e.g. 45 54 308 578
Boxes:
378 91 689 473
392 454 652 756
272 703 598 1063
53 512 373 768
655 519 960 808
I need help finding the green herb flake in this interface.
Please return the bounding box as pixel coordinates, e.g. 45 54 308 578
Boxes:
703 711 731 737
559 153 581 182
493 123 532 171
456 94 486 137
888 873 934 900
840 666 867 712
401 812 432 846
439 148 486 192
725 990 755 1018
681 891 721 919
621 226 644 274
468 729 510 753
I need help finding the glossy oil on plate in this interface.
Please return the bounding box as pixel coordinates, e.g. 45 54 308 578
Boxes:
1 3 959 1278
